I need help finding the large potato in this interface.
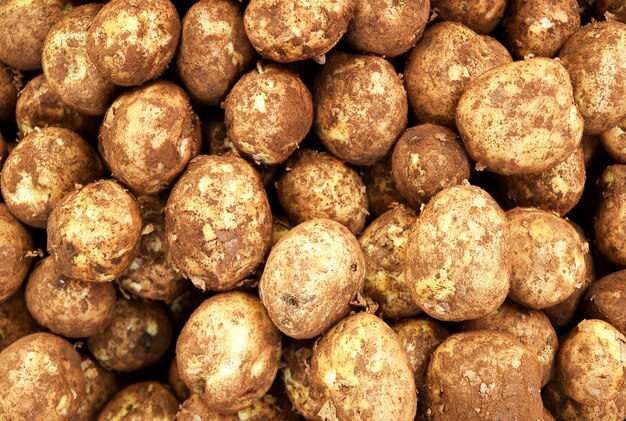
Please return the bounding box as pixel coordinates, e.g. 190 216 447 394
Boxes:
0 204 34 303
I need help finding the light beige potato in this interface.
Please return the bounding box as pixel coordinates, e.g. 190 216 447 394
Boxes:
363 154 404 218
98 381 179 421
311 312 417 421
430 0 507 34
0 288 40 351
260 218 365 339
457 57 584 175
601 118 626 163
0 62 20 122
281 341 324 420
595 165 626 266
73 354 120 421
0 204 34 303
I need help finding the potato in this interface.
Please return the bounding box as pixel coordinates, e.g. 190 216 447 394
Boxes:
73 354 120 421
281 341 324 420
224 64 313 165
359 205 421 319
499 146 585 217
363 154 404 218
176 0 255 106
42 4 118 116
311 312 417 421
243 0 354 62
596 0 626 22
0 333 84 420
0 63 20 122
176 291 281 414
391 124 470 208
595 165 626 266
97 381 179 421
343 0 430 57
0 0 71 70
1 127 103 228
601 118 626 163
0 288 39 351
558 319 626 406
457 57 583 175
168 357 191 402
430 0 507 34
425 331 543 420
313 52 408 166
87 298 172 372
47 180 142 283
0 204 34 303
276 149 368 235
260 218 365 339
204 115 239 157
404 21 512 128
165 155 272 291
404 185 510 321
502 0 581 59
86 0 180 86
558 21 626 135
584 270 626 337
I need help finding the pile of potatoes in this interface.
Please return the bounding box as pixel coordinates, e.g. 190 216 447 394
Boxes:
2 0 626 420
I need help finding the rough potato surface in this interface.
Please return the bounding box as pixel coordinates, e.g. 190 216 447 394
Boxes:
98 381 179 421
0 63 20 122
0 204 34 303
430 0 507 34
0 288 39 352
601 118 626 163
594 165 626 266
363 155 403 218
584 270 626 337
168 357 191 402
282 341 324 420
73 355 120 421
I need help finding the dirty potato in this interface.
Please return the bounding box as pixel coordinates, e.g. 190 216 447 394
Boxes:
584 270 626 337
601 117 626 163
0 63 20 122
0 204 34 303
595 165 626 266
363 154 404 218
430 0 507 34
97 381 179 421
73 354 120 421
0 288 40 351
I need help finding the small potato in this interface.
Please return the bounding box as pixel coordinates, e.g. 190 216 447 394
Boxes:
276 149 368 235
47 180 142 283
343 0 430 57
224 64 313 165
457 57 583 175
600 118 626 163
404 22 512 128
0 63 20 122
260 219 365 339
243 0 354 62
558 319 626 406
0 288 40 351
73 354 120 421
391 124 470 208
595 165 626 266
584 270 626 337
311 312 417 421
558 21 626 135
313 52 408 166
0 333 85 420
363 155 404 218
596 0 626 22
281 341 324 420
176 292 281 414
404 185 510 321
98 381 179 421
168 357 191 402
1 127 103 228
0 204 34 303
86 0 180 86
87 298 173 372
176 0 255 105
430 0 507 34
425 331 543 420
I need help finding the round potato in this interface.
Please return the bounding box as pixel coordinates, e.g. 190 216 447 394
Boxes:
0 63 20 122
0 204 34 303
595 165 626 266
281 341 324 420
260 218 365 339
176 292 281 414
404 185 510 321
363 155 404 218
0 288 40 351
596 0 626 22
601 117 626 163
430 0 507 34
457 57 584 175
311 312 417 421
73 354 120 421
584 270 626 336
98 381 179 421
313 52 408 166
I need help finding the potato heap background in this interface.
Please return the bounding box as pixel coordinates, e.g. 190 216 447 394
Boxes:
1 0 626 420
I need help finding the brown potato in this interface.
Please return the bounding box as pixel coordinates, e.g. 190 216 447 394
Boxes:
0 204 34 303
363 154 404 218
281 341 324 420
595 165 626 266
168 357 191 402
313 52 408 166
601 117 626 163
0 288 40 351
311 312 417 421
596 0 626 22
404 185 510 321
584 270 626 337
260 218 365 339
0 63 20 122
97 381 179 421
73 354 120 421
430 0 507 34
457 57 584 175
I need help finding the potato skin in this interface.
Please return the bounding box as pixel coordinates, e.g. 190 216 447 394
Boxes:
0 63 20 122
404 185 510 321
98 381 179 421
72 355 120 421
601 118 626 163
0 288 40 351
0 204 34 303
176 292 281 414
311 312 417 421
0 333 85 420
584 270 626 337
281 341 324 420
260 219 365 339
168 357 191 402
363 155 404 218
430 0 507 34
595 165 626 266
457 57 583 175
165 155 272 291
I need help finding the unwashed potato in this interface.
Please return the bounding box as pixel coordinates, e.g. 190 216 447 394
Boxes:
457 57 584 175
584 270 626 337
86 0 180 86
430 0 507 34
0 333 85 420
1 127 103 228
425 331 543 420
260 218 365 339
0 204 34 303
0 288 40 351
176 292 281 414
281 341 324 420
601 117 626 163
73 354 120 421
311 312 417 421
363 154 404 218
404 21 512 128
313 52 408 166
596 0 626 22
168 357 191 402
98 381 179 421
0 63 20 122
595 165 626 266
404 185 510 321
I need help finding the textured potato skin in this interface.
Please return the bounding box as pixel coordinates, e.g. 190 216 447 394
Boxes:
243 0 355 62
1 127 103 228
0 288 40 351
595 165 626 266
425 331 543 420
601 118 626 163
457 57 583 175
98 381 179 421
404 22 512 128
404 185 510 321
313 52 408 166
176 292 281 414
430 0 507 34
225 65 313 165
559 21 626 135
281 341 323 420
584 270 626 337
168 357 191 402
0 204 34 303
165 155 272 291
72 355 120 421
363 155 403 218
0 333 85 420
176 0 255 105
311 312 417 421
0 63 20 122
